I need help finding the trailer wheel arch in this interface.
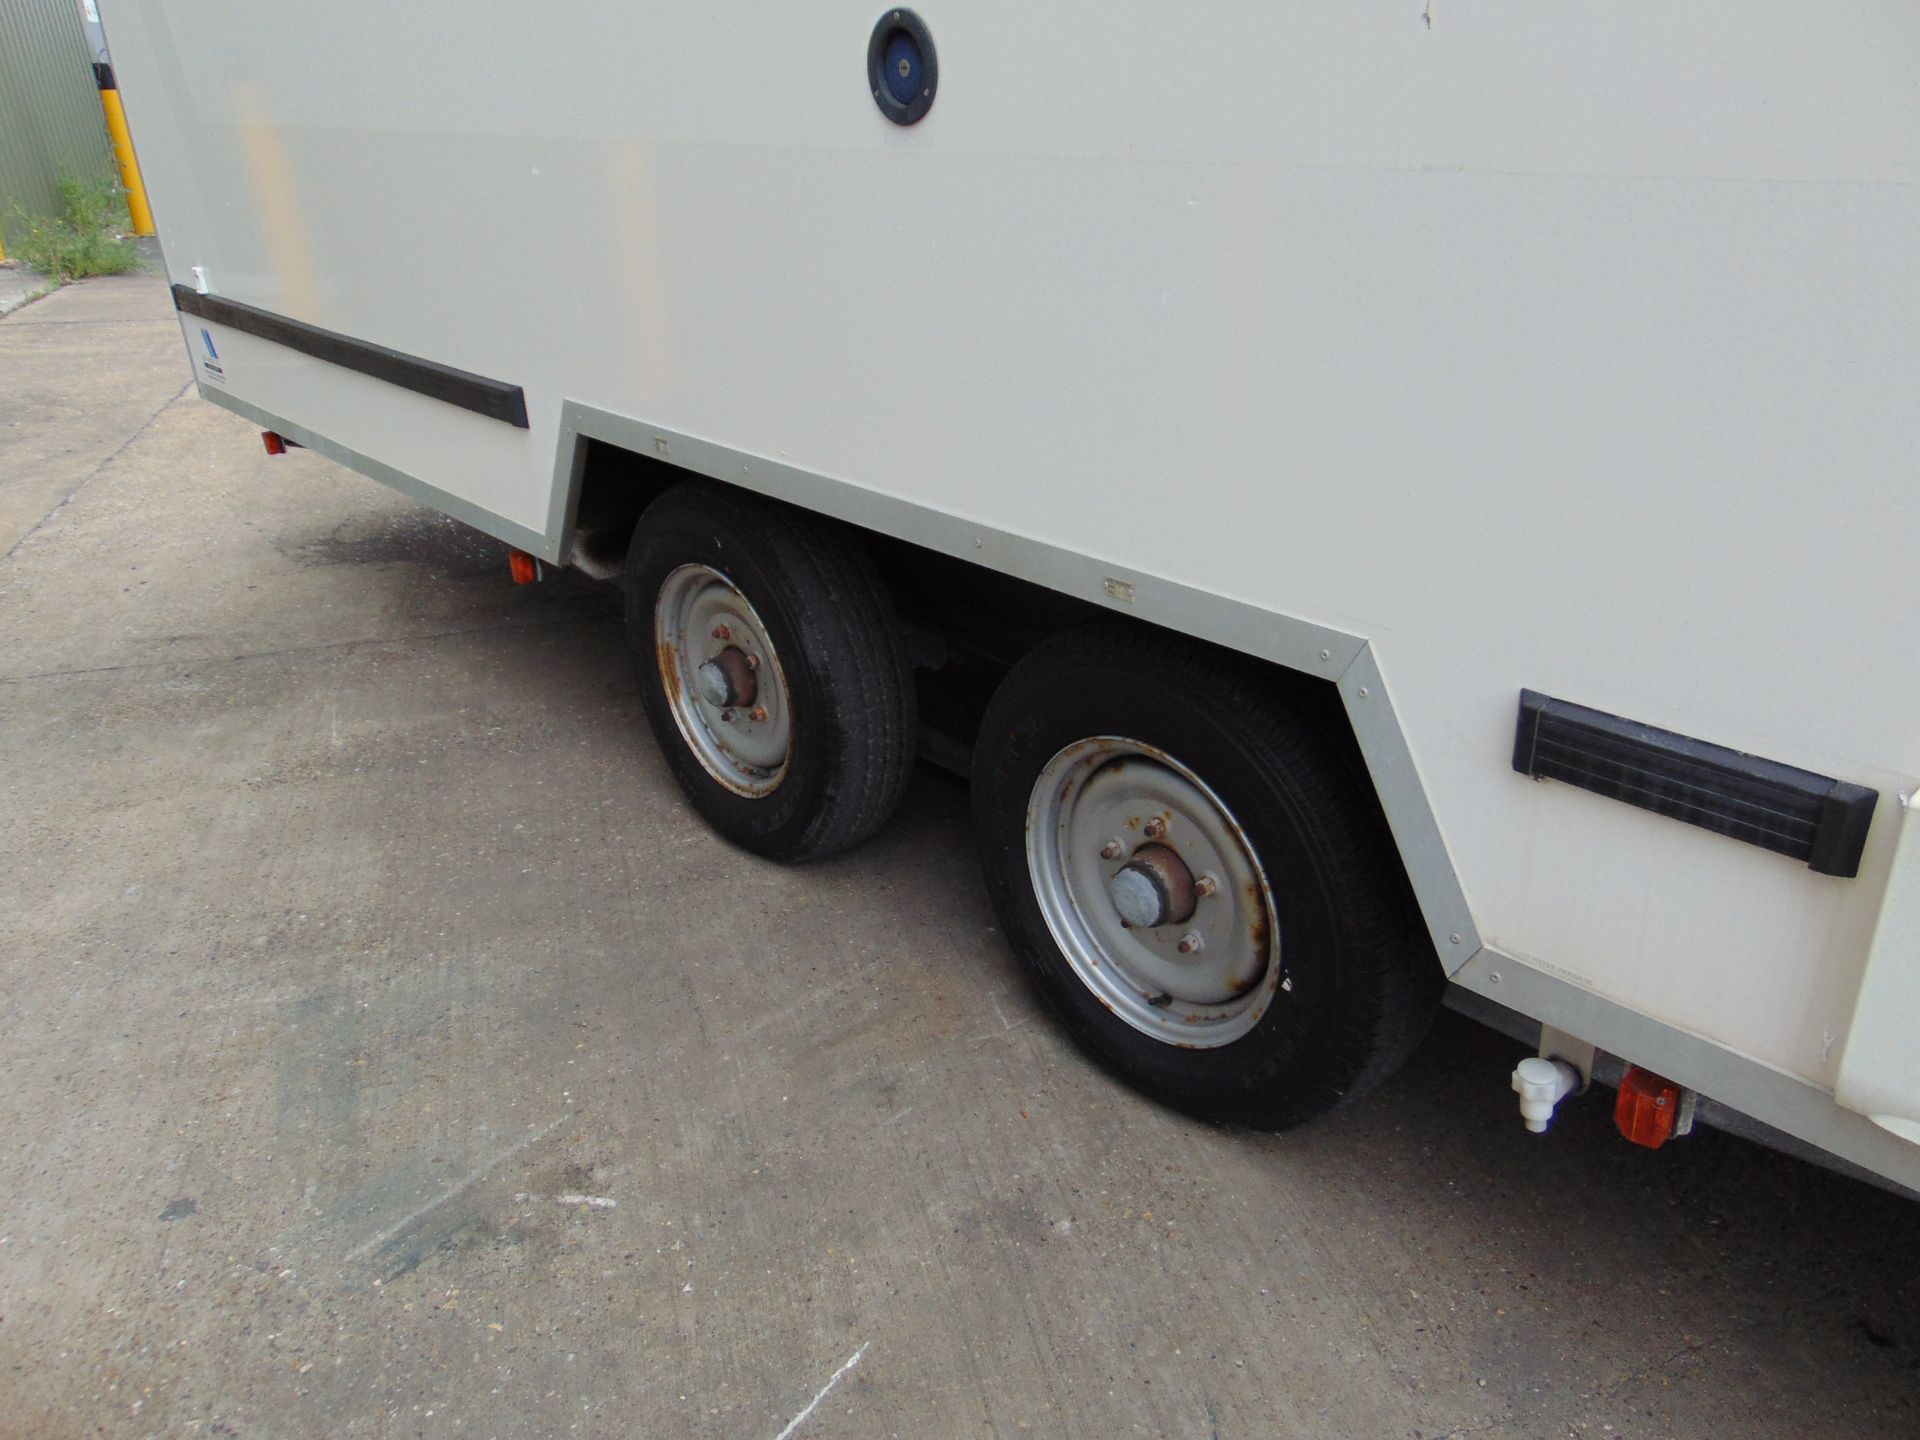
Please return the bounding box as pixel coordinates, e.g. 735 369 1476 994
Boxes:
557 426 1471 979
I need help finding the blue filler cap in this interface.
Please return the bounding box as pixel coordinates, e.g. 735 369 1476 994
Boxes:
883 29 923 105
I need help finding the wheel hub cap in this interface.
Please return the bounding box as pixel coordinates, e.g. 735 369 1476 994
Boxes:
1107 843 1197 930
695 647 757 709
1107 866 1164 929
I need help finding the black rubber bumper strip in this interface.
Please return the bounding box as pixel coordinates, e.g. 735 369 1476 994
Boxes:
172 285 529 428
1514 689 1877 878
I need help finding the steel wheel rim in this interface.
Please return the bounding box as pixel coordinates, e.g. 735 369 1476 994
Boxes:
1025 736 1282 1047
654 563 793 797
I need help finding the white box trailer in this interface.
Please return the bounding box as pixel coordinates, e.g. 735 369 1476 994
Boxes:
105 1 1920 1191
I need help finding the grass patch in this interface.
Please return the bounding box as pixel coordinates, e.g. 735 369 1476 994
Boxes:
4 172 142 284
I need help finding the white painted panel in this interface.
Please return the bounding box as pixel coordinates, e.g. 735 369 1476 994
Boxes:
1838 800 1920 1135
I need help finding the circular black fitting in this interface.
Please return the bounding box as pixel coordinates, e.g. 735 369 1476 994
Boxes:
868 9 937 126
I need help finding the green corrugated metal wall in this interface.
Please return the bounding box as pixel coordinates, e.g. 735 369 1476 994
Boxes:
0 0 113 223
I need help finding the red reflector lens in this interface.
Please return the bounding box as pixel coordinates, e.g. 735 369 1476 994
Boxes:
261 431 287 455
507 549 540 584
1615 1066 1683 1149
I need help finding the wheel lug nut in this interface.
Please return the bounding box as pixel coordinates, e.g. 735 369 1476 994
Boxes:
1099 839 1123 860
1195 874 1218 898
750 706 768 722
1144 817 1167 840
711 624 731 641
746 653 761 670
1176 932 1204 955
720 708 736 723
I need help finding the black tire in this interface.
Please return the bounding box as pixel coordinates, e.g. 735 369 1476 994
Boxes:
972 623 1439 1128
625 481 915 863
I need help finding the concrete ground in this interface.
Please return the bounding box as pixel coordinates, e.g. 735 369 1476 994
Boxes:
1 274 1916 1440
0 262 50 319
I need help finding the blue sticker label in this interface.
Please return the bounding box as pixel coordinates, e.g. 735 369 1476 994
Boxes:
200 327 218 360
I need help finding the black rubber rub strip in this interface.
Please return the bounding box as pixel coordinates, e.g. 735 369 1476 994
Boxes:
1513 690 1877 878
172 286 529 428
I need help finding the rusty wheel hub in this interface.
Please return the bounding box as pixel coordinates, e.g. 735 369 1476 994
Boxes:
1107 844 1197 929
654 564 792 797
695 647 759 709
1025 736 1282 1048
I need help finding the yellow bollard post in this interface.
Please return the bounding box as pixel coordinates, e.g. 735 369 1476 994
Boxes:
94 63 156 237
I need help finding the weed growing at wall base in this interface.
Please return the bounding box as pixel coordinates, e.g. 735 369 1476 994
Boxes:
4 173 142 284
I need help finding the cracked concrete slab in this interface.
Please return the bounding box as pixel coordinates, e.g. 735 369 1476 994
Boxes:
1 272 1916 1440
0 261 50 317
0 273 191 557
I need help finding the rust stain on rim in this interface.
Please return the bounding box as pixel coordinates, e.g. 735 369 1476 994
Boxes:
655 640 681 706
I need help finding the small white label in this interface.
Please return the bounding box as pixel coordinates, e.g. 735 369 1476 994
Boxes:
195 326 227 386
1102 577 1135 604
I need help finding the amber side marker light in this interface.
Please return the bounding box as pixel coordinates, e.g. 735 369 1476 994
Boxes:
1615 1067 1689 1149
508 549 542 584
260 431 302 455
